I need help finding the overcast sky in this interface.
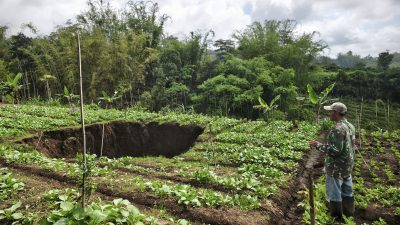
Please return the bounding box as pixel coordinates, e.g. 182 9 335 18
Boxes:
0 0 399 57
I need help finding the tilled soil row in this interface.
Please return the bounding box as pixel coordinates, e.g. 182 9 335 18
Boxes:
103 165 261 196
0 158 268 225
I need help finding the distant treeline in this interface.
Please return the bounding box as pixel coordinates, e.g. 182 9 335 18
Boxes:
0 0 399 123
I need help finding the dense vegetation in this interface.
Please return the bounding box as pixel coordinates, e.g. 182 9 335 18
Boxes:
0 0 399 128
0 104 398 224
0 1 399 224
0 104 319 224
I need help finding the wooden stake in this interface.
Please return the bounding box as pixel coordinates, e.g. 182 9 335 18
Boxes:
359 97 363 149
375 100 378 126
309 171 315 225
100 123 105 157
77 32 87 208
387 100 390 130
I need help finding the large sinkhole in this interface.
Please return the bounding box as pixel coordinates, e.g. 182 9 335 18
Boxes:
22 121 204 158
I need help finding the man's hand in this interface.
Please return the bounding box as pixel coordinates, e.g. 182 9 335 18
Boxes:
309 140 320 148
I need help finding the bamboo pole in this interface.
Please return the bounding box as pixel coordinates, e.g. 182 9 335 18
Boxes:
77 32 87 208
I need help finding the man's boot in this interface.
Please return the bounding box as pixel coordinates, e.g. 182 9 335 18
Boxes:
342 196 355 217
329 201 343 220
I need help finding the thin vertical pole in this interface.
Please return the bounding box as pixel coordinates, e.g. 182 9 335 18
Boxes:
100 123 105 157
309 171 315 225
375 100 378 126
359 97 363 149
77 32 87 208
387 100 390 130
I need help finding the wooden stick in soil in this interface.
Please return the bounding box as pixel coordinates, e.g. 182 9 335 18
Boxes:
77 32 87 208
308 171 315 225
359 97 363 150
34 132 43 151
387 99 390 130
375 99 378 126
100 123 105 157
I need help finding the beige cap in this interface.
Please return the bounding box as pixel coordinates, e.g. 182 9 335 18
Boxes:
323 102 347 114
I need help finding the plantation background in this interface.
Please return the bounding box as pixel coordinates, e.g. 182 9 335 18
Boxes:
0 0 399 130
0 1 400 225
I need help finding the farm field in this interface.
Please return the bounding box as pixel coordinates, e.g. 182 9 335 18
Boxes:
0 104 399 225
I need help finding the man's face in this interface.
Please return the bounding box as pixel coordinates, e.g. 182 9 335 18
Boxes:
328 110 336 121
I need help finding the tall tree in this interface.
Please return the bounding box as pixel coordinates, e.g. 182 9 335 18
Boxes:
377 51 394 70
234 20 327 89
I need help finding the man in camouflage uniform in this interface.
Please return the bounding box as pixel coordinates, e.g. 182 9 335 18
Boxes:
309 102 356 220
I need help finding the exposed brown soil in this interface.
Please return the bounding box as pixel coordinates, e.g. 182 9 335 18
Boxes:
0 157 267 225
21 121 203 158
0 161 183 225
97 183 268 225
266 147 325 225
4 128 399 224
355 207 400 225
108 165 246 195
271 134 400 225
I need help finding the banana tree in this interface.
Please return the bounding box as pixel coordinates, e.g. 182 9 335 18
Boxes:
305 83 336 123
254 94 281 120
98 91 121 108
57 86 79 108
0 73 25 104
39 74 56 100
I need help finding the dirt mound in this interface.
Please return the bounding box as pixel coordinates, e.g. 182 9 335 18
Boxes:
22 121 204 158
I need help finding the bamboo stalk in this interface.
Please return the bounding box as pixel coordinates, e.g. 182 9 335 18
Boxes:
77 32 87 208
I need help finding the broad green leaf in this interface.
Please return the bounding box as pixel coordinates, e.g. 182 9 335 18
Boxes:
258 96 267 107
54 218 68 225
120 209 129 217
320 82 335 100
13 73 23 86
72 207 85 220
258 96 269 110
270 95 281 107
112 198 123 206
11 212 23 220
37 219 52 225
89 210 107 223
63 86 69 96
101 91 109 98
307 84 318 104
60 201 74 211
9 201 22 212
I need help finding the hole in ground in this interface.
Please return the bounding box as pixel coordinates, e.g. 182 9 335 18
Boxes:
21 121 204 158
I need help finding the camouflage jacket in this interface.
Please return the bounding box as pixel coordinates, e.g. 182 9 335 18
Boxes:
317 118 356 178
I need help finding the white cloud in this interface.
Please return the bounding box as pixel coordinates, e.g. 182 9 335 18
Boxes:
155 0 251 39
0 0 87 35
0 0 399 57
